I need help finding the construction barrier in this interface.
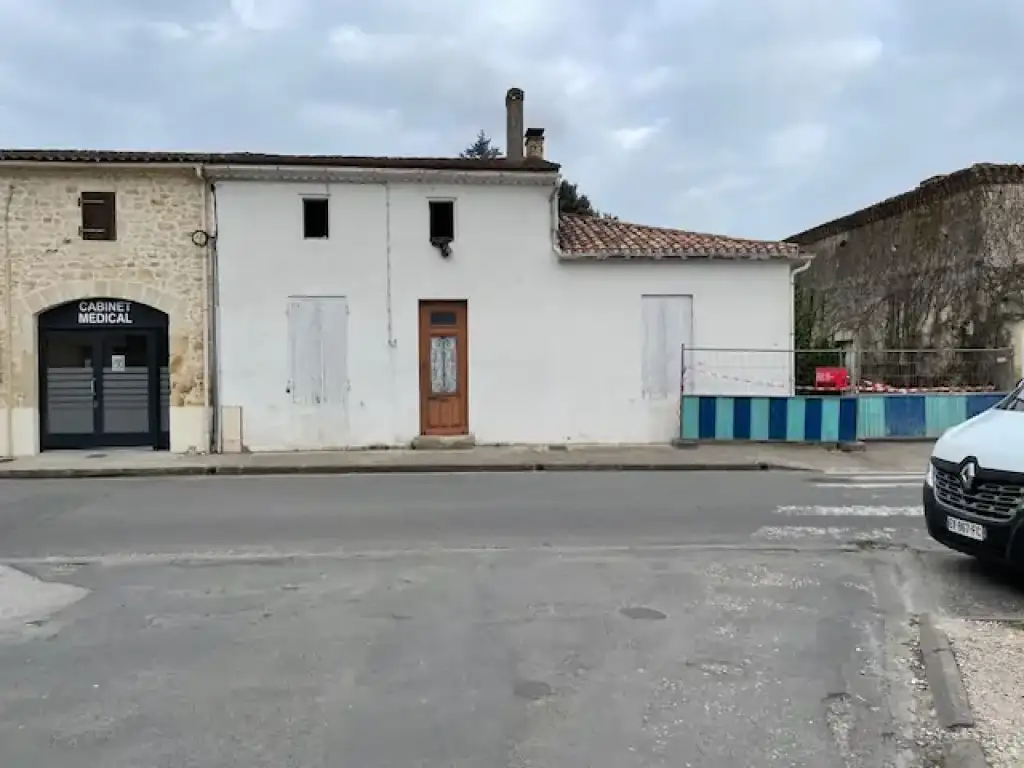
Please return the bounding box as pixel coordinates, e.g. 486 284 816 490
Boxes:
680 392 1007 443
680 395 859 443
855 393 1005 439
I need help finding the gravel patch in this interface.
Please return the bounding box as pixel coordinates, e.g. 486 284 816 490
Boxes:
942 617 1024 768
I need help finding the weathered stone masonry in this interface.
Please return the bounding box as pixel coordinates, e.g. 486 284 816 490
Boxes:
0 166 207 454
788 164 1024 356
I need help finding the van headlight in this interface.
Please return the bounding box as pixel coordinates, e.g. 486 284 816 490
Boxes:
925 463 935 488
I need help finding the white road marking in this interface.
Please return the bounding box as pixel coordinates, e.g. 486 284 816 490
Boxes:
812 472 923 489
776 505 920 517
814 482 921 489
820 471 923 479
754 526 899 541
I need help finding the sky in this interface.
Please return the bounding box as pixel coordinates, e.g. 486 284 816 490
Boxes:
0 0 1021 240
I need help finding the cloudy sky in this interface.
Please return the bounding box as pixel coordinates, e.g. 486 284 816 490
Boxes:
0 0 1020 239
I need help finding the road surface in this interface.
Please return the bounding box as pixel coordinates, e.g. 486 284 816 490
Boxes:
1 469 1021 767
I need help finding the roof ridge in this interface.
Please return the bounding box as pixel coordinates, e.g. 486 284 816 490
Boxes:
0 148 561 172
787 162 1024 244
559 213 793 245
557 212 801 261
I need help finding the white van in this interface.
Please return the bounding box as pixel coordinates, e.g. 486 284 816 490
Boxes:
925 384 1024 565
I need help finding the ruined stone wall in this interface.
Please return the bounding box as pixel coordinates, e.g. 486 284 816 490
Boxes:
0 166 207 453
794 185 1019 350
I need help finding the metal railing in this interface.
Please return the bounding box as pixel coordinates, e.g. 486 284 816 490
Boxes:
680 346 1016 396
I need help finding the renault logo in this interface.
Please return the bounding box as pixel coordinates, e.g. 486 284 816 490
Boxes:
959 460 978 492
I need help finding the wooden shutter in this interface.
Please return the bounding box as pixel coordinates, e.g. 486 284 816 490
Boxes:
81 192 116 241
641 295 694 399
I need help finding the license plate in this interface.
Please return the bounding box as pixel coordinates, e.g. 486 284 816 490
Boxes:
946 516 986 541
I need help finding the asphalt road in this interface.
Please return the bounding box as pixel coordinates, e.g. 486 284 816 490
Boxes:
1 470 1022 767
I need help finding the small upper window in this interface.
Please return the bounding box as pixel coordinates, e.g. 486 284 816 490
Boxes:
80 192 116 241
429 200 455 241
303 197 329 239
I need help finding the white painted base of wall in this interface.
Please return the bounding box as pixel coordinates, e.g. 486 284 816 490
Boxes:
169 406 209 453
226 399 683 451
0 406 208 457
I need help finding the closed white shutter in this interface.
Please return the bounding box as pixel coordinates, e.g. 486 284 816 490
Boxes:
641 295 693 399
287 295 349 408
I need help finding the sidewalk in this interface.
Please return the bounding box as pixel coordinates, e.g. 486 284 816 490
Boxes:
0 442 933 479
940 617 1024 768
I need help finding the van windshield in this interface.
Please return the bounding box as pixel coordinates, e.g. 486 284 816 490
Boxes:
995 383 1024 412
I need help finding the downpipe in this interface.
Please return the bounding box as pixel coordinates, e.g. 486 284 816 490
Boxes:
195 165 215 453
789 257 813 393
2 183 13 459
207 176 223 453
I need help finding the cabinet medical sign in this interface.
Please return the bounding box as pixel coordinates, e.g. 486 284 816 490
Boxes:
77 300 133 325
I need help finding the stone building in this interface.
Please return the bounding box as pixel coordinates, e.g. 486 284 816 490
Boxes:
786 163 1024 388
0 152 211 457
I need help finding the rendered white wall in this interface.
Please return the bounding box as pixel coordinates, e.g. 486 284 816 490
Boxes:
214 179 793 449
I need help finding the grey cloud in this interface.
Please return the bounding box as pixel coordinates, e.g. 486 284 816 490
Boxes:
0 0 1019 238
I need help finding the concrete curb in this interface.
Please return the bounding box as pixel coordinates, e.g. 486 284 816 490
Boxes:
918 615 989 766
0 460 806 480
920 614 975 729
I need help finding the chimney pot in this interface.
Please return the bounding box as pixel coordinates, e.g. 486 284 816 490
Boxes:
524 127 545 160
505 87 525 161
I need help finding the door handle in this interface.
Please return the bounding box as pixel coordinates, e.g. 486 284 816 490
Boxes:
89 377 96 396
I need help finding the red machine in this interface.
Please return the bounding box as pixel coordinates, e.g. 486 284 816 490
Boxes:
814 366 850 392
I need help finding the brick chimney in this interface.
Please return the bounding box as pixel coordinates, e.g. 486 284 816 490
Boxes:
524 128 545 160
505 88 524 161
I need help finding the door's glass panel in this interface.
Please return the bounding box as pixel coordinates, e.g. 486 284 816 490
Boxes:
430 311 457 327
157 328 170 434
430 336 457 394
44 334 94 434
160 367 170 433
102 332 150 434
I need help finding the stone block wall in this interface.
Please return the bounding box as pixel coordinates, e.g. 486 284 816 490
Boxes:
0 166 208 454
792 186 985 350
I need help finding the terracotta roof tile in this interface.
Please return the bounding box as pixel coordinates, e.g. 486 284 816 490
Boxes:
0 148 560 173
558 214 802 261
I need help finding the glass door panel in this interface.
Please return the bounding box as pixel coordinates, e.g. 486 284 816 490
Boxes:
100 332 152 436
43 332 98 438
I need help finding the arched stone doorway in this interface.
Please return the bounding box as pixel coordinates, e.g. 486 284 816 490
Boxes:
38 298 170 451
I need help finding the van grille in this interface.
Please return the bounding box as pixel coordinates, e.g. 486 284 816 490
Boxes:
934 467 1024 522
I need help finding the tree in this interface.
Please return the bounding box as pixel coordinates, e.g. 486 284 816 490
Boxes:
460 130 502 159
557 179 598 217
461 131 612 219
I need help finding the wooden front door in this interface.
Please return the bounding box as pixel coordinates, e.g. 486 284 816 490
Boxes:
418 300 469 436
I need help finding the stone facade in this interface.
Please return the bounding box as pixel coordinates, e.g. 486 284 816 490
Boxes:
0 166 209 456
787 165 1024 386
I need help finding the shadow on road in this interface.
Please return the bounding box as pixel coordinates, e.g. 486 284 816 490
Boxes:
920 550 1024 617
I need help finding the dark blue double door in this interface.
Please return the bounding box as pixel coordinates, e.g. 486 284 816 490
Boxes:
39 328 169 450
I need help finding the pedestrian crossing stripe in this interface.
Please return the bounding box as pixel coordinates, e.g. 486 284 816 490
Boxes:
819 470 923 478
776 505 920 517
812 471 923 489
754 526 900 541
814 481 921 489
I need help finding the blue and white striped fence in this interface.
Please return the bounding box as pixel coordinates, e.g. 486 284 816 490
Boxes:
680 395 858 443
680 392 1007 443
855 393 1004 439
